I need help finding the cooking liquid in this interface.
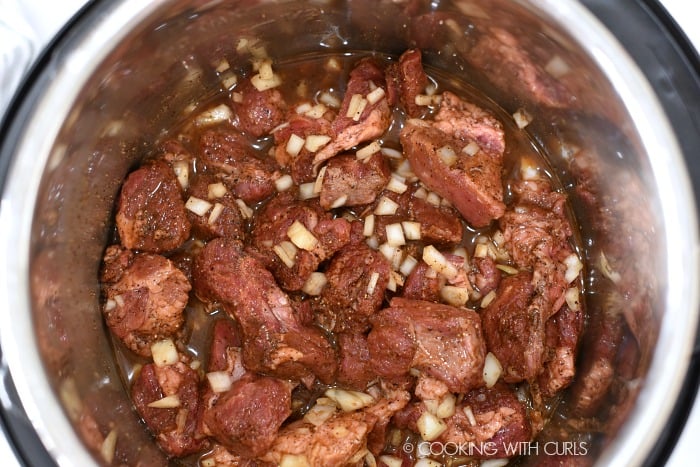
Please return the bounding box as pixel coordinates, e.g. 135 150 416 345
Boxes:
105 51 587 465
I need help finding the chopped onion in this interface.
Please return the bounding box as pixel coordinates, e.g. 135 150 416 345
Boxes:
413 187 428 200
201 459 216 467
366 235 379 250
564 253 583 283
565 287 581 311
296 102 313 114
379 243 403 270
273 241 298 268
520 157 539 181
378 456 403 467
314 165 327 194
207 182 227 199
275 174 294 192
279 454 311 467
305 134 332 152
422 245 458 280
396 158 415 180
356 141 382 161
599 251 621 283
235 199 254 219
330 195 348 209
100 429 118 465
319 91 341 108
366 86 386 104
305 104 328 119
386 223 406 247
374 196 399 215
298 182 318 200
423 399 439 415
207 371 234 393
151 339 179 367
438 145 458 167
495 264 519 275
324 388 375 412
302 272 328 296
386 176 408 194
366 272 380 295
391 270 405 288
545 54 571 78
286 134 306 158
380 147 403 159
363 214 375 237
401 221 421 241
436 393 457 419
221 72 238 90
287 220 318 251
440 285 470 307
207 203 225 225
473 243 489 259
346 94 368 121
232 92 243 103
325 57 342 71
462 141 480 156
480 459 510 467
415 94 440 107
399 255 419 276
513 108 533 129
463 405 477 426
387 274 398 292
215 59 230 73
148 394 181 409
172 160 190 190
426 191 441 207
483 352 503 388
480 290 497 309
303 400 337 426
195 104 232 126
416 411 447 441
185 196 213 216
251 72 282 91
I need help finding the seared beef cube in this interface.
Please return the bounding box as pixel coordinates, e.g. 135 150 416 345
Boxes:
101 247 190 356
319 151 391 210
202 374 292 458
250 192 351 291
368 298 486 393
116 160 191 253
131 362 206 457
198 127 280 203
185 173 246 241
336 332 375 390
402 260 442 302
538 303 584 398
232 79 288 138
192 238 337 384
273 114 333 184
401 93 506 227
316 243 390 333
482 271 545 383
207 318 245 375
313 58 392 166
386 48 429 118
470 256 502 296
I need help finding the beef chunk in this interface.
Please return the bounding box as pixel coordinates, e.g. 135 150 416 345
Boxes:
538 303 584 398
470 256 501 296
368 298 486 393
482 271 545 383
315 242 391 333
402 260 442 302
116 161 191 253
400 92 506 228
313 58 392 166
336 332 375 390
386 48 429 118
319 151 391 210
185 173 246 241
131 362 206 457
192 238 337 383
273 114 334 184
198 127 280 203
206 318 246 376
101 247 190 356
232 78 288 137
202 374 292 458
250 192 351 291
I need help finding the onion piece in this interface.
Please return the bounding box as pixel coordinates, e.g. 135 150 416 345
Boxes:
366 272 380 295
463 405 477 426
286 134 306 158
386 176 408 194
298 182 318 200
330 195 348 209
302 272 328 296
426 191 441 207
305 104 328 119
148 394 181 409
401 221 421 241
436 393 457 419
513 108 533 129
287 220 318 251
235 199 254 219
440 285 470 307
422 245 458 281
565 287 581 311
374 196 399 215
324 388 375 412
366 86 386 104
303 399 337 426
273 242 297 268
319 91 341 108
185 196 213 216
495 264 519 275
480 290 497 309
195 104 232 126
483 352 503 388
363 214 375 237
386 223 406 247
462 141 480 156
313 165 327 195
545 54 571 78
564 253 583 283
206 371 234 393
207 203 225 225
380 147 403 159
151 339 179 367
416 411 447 441
399 255 419 276
378 456 403 467
379 243 403 270
172 160 190 190
275 174 294 192
437 145 458 167
100 429 118 465
481 459 510 467
279 454 311 467
207 182 227 199
305 134 332 153
356 141 382 161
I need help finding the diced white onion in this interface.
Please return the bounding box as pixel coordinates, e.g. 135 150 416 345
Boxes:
287 220 318 251
172 160 190 190
195 104 232 126
379 243 403 270
495 264 519 275
324 388 375 412
378 456 404 467
462 141 480 156
483 352 503 388
564 253 583 284
366 86 386 104
286 134 306 158
401 221 421 241
356 141 382 161
325 57 342 72
298 182 318 200
480 290 497 309
481 459 510 467
366 235 379 250
232 92 243 103
415 94 438 107
235 199 254 219
416 411 447 441
380 147 403 159
185 196 213 216
438 145 458 167
207 182 227 199
151 339 179 367
279 454 311 467
346 94 368 121
513 108 533 129
413 187 428 200
147 394 181 409
386 176 408 194
296 102 313 114
273 241 298 268
422 245 458 280
207 203 225 225
520 157 539 181
314 165 327 195
473 243 489 259
330 195 348 209
305 134 332 153
599 251 621 283
100 429 118 465
440 285 470 307
319 91 341 108
423 399 439 415
399 255 419 276
275 174 294 192
463 405 477 426
251 70 282 91
302 272 328 296
374 196 400 215
426 191 441 207
565 287 581 311
303 400 337 426
206 371 234 393
390 270 405 288
545 54 571 78
436 393 457 419
396 159 415 180
363 214 375 237
367 272 380 295
386 223 406 247
221 73 238 90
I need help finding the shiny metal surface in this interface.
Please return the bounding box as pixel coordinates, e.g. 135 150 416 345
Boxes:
0 0 697 465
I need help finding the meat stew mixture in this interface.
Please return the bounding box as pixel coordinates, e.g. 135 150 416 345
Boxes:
100 49 587 466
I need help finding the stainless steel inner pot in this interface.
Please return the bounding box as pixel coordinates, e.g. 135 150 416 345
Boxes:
0 0 698 465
